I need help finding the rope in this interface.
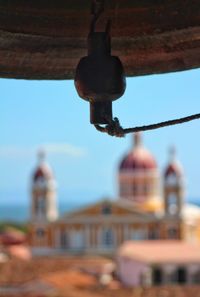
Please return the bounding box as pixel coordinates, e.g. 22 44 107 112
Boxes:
94 113 200 137
89 1 200 138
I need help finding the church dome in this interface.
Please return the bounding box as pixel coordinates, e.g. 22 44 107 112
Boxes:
164 147 183 178
119 133 157 171
33 163 54 181
33 150 54 182
164 163 183 178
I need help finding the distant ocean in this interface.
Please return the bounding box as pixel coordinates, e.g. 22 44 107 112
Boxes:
0 198 200 222
0 202 92 222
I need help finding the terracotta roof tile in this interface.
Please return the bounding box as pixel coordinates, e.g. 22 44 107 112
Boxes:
42 270 96 289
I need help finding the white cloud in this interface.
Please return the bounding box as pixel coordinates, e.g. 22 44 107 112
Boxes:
41 143 86 157
0 143 86 158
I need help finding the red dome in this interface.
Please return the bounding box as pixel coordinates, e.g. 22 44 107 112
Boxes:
33 163 54 181
164 162 183 178
164 147 183 178
120 147 157 171
33 150 54 181
119 133 157 171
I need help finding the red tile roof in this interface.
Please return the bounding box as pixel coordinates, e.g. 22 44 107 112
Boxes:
42 270 96 289
0 230 26 246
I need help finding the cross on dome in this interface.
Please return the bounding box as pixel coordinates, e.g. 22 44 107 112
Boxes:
169 146 176 162
164 146 183 178
37 148 46 164
134 132 142 147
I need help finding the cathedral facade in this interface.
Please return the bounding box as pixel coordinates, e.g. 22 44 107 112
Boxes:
29 134 200 255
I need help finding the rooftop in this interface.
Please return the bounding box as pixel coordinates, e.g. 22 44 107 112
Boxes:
118 241 200 264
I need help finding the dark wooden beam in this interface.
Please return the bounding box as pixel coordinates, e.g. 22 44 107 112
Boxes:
0 0 200 79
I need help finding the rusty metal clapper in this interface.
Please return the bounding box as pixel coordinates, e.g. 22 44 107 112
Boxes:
75 0 126 125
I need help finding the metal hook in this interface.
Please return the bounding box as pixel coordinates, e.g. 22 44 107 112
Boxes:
90 0 105 33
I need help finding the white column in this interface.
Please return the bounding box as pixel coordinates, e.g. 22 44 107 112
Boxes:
97 226 102 250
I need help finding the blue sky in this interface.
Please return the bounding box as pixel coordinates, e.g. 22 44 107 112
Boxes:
0 68 200 206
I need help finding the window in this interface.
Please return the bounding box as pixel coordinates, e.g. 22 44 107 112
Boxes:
35 177 47 189
131 229 147 240
192 270 200 284
143 183 149 195
149 229 159 240
36 228 45 238
60 230 68 248
166 174 178 186
120 183 129 196
165 270 177 284
177 267 187 284
36 196 46 215
168 227 178 239
102 204 112 215
167 194 178 215
152 267 163 285
132 183 138 195
70 230 85 250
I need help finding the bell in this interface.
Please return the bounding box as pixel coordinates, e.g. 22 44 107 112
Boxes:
75 22 126 125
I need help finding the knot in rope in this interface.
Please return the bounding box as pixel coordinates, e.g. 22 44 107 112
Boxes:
95 117 125 137
94 113 200 137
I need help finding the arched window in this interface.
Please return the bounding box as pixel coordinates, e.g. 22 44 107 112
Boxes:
167 194 178 215
36 196 46 215
35 176 47 189
166 174 178 187
36 228 46 246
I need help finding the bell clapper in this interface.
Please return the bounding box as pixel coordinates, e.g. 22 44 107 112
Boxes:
74 0 126 125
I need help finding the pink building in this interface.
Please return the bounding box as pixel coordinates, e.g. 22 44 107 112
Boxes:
117 241 200 287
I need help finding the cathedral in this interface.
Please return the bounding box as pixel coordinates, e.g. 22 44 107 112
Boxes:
29 133 200 255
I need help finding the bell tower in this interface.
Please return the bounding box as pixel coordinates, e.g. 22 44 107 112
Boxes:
164 147 184 216
30 150 58 251
31 150 58 222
